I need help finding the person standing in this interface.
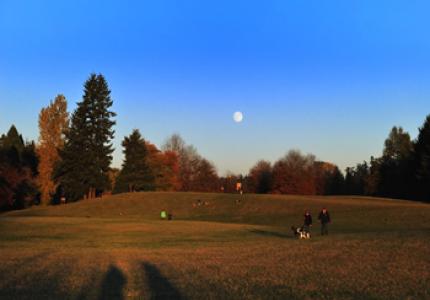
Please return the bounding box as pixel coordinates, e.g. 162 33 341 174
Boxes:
318 208 331 235
303 210 312 233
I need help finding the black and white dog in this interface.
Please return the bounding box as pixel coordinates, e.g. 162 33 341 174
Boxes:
291 226 311 239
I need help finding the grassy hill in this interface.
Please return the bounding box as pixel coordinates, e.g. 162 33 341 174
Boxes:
6 192 430 232
1 192 429 299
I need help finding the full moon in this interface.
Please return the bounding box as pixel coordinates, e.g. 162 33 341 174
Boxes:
233 111 243 123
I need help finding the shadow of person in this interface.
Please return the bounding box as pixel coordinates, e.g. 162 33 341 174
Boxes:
98 265 127 300
143 263 183 300
249 229 293 239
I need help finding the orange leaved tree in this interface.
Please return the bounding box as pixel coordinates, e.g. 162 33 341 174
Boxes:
37 95 68 204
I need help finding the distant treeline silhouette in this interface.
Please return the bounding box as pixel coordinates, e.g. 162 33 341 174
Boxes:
244 122 430 203
342 123 430 202
2 73 430 210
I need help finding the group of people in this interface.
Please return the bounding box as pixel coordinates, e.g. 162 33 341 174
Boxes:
303 208 331 236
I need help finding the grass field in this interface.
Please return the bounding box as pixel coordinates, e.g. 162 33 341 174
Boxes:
1 192 429 299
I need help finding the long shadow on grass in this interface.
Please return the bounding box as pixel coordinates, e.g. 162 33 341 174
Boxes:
98 265 127 300
249 229 293 239
143 263 183 300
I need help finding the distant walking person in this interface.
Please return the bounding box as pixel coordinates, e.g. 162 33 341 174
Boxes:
303 210 312 233
318 208 331 235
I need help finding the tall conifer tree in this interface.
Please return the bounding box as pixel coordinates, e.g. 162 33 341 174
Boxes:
56 74 116 201
114 129 155 193
414 115 430 201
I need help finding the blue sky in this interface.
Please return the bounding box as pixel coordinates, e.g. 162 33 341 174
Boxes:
1 0 430 174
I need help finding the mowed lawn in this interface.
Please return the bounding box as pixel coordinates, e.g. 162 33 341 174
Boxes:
1 193 429 299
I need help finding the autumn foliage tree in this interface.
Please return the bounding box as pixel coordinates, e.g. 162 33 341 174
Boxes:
114 130 180 193
162 134 219 192
248 160 273 193
37 95 68 204
162 134 198 191
146 142 180 191
271 150 316 195
219 172 243 193
0 126 39 210
313 161 344 195
189 158 219 192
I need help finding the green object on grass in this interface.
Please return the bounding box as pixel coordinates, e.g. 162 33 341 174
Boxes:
160 211 167 219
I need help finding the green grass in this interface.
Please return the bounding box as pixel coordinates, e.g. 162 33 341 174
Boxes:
1 192 429 299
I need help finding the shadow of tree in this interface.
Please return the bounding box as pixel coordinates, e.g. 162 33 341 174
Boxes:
143 263 183 300
249 229 293 239
98 265 127 300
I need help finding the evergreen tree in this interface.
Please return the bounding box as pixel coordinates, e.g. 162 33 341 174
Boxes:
366 156 381 196
344 167 355 194
355 162 369 195
383 126 413 160
326 166 345 195
3 125 25 151
344 164 368 195
414 115 430 201
56 74 116 201
378 127 414 199
114 129 154 193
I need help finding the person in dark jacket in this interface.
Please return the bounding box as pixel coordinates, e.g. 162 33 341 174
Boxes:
318 208 331 235
303 210 312 233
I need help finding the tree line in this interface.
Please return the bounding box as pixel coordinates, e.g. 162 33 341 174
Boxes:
341 122 430 202
240 119 430 203
2 73 430 210
244 151 344 195
0 73 220 209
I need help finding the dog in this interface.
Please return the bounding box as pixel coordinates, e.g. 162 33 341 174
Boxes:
291 226 311 239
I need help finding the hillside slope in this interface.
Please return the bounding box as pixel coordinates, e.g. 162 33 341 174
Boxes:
4 192 430 232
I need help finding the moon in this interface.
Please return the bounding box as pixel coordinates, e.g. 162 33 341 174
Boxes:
233 111 243 123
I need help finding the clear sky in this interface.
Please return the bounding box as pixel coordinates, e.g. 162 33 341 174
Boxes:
1 0 430 175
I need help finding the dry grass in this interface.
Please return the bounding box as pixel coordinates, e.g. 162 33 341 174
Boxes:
1 192 429 299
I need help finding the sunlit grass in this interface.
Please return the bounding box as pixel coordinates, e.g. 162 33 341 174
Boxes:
1 192 429 299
